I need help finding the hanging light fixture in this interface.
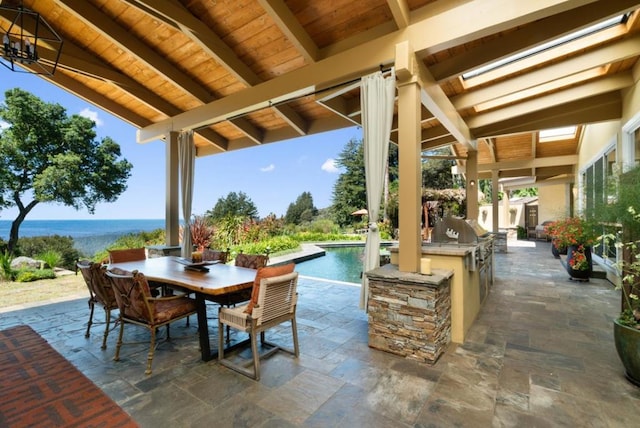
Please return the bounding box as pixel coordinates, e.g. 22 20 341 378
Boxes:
0 0 63 76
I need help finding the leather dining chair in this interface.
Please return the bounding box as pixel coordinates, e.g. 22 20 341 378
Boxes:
77 260 118 349
106 268 197 375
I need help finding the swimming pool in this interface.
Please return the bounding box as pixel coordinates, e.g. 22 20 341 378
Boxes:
294 246 364 283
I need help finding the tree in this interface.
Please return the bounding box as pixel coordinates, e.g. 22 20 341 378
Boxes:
422 148 455 189
331 138 366 227
206 191 258 221
0 88 132 253
285 191 317 225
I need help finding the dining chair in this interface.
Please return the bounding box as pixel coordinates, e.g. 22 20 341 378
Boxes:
218 268 299 380
107 247 146 263
202 248 230 264
105 268 197 375
234 251 269 270
77 260 118 349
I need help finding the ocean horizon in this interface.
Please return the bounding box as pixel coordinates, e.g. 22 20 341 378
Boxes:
0 219 166 256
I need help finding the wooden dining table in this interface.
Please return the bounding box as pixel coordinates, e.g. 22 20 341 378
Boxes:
107 256 257 361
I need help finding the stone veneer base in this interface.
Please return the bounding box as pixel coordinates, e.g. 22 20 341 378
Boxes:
366 264 452 364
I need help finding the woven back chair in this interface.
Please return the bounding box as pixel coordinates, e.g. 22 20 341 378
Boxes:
106 268 197 375
77 260 118 349
218 271 299 380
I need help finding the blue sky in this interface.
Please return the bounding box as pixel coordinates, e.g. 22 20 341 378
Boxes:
0 69 361 220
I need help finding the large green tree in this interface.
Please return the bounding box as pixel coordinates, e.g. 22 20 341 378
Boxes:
205 191 258 221
285 191 317 225
0 88 132 253
331 138 366 227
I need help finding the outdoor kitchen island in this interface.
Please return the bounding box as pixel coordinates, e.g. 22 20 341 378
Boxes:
376 216 494 361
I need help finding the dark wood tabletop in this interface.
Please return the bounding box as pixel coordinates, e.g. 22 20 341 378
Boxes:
108 256 256 295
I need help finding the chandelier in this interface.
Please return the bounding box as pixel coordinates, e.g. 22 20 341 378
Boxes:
0 1 63 76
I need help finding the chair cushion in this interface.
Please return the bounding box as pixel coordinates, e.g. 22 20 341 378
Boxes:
154 297 197 323
244 263 295 314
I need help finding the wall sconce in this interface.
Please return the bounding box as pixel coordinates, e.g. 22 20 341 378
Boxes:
469 179 476 187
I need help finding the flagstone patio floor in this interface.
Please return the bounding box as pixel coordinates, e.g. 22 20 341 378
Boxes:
1 240 639 427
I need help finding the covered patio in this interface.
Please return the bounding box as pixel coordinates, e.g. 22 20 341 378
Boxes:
1 242 638 427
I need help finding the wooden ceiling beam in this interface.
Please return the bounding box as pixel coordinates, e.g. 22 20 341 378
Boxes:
453 34 640 109
468 72 633 128
430 0 640 81
257 0 319 63
410 43 473 147
130 0 261 87
484 157 577 173
25 43 229 151
387 0 411 29
198 114 355 156
139 0 598 142
128 0 307 138
471 92 622 137
56 0 213 103
408 0 598 55
229 118 264 145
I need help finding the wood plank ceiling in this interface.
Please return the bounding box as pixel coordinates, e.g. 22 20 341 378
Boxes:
2 0 640 187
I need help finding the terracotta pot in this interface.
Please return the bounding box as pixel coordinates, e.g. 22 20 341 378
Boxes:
614 319 640 386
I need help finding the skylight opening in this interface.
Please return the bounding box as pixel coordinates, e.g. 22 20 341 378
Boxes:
462 15 627 80
539 126 577 142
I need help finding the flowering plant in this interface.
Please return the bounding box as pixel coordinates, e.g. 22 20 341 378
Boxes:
544 217 598 250
568 244 589 271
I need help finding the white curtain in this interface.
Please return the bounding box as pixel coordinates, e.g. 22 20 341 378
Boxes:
179 130 195 259
360 70 395 310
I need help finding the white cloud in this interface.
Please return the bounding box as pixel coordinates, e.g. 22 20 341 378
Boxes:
0 120 9 130
79 107 104 126
321 158 340 173
260 164 275 172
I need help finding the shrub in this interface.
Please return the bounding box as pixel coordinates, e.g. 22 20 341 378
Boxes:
15 268 56 282
0 250 15 281
15 235 80 271
93 229 165 263
232 235 300 256
37 250 62 269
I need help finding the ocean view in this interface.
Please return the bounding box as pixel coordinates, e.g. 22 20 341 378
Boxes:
0 219 165 256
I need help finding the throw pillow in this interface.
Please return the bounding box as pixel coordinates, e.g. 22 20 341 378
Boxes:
244 263 295 314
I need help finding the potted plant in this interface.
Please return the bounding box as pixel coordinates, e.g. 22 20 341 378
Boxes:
545 217 597 279
596 166 640 385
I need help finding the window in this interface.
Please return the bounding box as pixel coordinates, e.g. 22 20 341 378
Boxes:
462 15 627 81
539 126 577 142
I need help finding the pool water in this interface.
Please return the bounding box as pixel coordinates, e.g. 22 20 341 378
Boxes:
295 246 364 283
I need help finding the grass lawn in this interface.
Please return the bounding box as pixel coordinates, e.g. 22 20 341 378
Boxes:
1 273 87 309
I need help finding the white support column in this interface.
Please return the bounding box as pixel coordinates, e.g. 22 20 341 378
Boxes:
466 149 479 220
396 41 422 273
166 131 180 246
492 169 499 233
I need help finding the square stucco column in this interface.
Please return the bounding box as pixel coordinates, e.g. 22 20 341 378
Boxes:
396 42 422 273
165 131 180 246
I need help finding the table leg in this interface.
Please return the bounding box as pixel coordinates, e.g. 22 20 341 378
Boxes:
196 293 214 362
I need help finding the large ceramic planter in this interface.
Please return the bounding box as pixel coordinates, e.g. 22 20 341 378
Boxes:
614 319 640 386
566 245 592 280
551 240 567 259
